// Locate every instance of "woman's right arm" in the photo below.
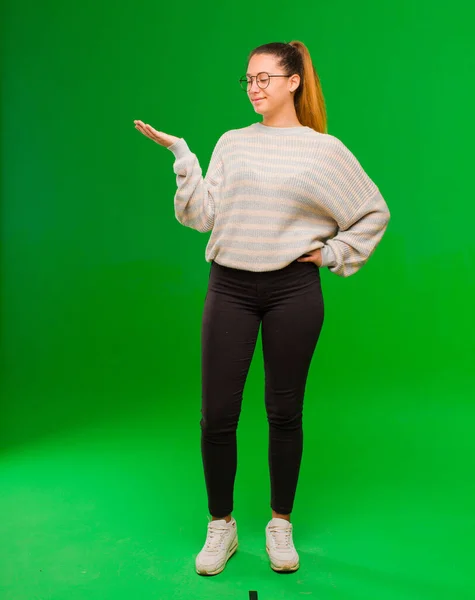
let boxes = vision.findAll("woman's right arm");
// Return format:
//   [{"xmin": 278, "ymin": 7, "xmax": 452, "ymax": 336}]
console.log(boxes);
[
  {"xmin": 166, "ymin": 135, "xmax": 226, "ymax": 232},
  {"xmin": 134, "ymin": 119, "xmax": 226, "ymax": 232}
]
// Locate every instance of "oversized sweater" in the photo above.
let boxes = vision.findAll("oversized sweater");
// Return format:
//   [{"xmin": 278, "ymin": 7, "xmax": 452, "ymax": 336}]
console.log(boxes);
[{"xmin": 166, "ymin": 121, "xmax": 391, "ymax": 277}]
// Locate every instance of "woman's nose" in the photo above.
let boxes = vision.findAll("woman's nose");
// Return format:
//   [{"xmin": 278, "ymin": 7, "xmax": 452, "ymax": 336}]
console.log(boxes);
[{"xmin": 249, "ymin": 78, "xmax": 261, "ymax": 93}]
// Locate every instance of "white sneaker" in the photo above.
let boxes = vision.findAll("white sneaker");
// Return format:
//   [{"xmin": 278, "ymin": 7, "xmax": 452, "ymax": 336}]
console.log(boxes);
[
  {"xmin": 266, "ymin": 517, "xmax": 300, "ymax": 572},
  {"xmin": 195, "ymin": 517, "xmax": 238, "ymax": 576}
]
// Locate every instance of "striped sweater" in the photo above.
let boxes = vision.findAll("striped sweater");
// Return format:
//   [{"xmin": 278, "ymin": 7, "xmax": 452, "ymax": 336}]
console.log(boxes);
[{"xmin": 166, "ymin": 121, "xmax": 390, "ymax": 276}]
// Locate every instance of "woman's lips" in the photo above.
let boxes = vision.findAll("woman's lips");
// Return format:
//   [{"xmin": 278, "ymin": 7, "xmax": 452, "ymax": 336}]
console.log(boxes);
[{"xmin": 252, "ymin": 98, "xmax": 265, "ymax": 103}]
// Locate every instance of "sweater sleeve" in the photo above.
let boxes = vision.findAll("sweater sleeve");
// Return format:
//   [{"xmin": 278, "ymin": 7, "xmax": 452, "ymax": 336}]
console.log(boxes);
[
  {"xmin": 166, "ymin": 134, "xmax": 226, "ymax": 232},
  {"xmin": 318, "ymin": 138, "xmax": 391, "ymax": 277}
]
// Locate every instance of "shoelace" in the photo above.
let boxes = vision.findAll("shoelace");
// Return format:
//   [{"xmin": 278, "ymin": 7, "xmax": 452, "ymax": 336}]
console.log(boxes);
[
  {"xmin": 267, "ymin": 526, "xmax": 293, "ymax": 550},
  {"xmin": 204, "ymin": 525, "xmax": 230, "ymax": 554}
]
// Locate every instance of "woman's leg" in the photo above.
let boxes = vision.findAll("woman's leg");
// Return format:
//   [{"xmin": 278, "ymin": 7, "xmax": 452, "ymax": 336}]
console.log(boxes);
[
  {"xmin": 260, "ymin": 262, "xmax": 325, "ymax": 517},
  {"xmin": 200, "ymin": 262, "xmax": 261, "ymax": 519}
]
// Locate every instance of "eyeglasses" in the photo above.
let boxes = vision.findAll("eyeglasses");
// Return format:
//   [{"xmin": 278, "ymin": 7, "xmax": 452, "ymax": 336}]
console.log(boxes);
[{"xmin": 239, "ymin": 72, "xmax": 292, "ymax": 91}]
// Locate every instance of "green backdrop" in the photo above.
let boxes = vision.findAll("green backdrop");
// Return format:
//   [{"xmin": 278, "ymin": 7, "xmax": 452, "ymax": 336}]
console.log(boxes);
[{"xmin": 1, "ymin": 0, "xmax": 473, "ymax": 599}]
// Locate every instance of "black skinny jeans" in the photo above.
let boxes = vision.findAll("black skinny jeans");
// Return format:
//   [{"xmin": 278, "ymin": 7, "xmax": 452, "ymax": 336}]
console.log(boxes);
[{"xmin": 200, "ymin": 258, "xmax": 325, "ymax": 518}]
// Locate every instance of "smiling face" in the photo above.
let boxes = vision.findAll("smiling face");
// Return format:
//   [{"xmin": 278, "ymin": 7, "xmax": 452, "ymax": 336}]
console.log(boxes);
[{"xmin": 246, "ymin": 53, "xmax": 301, "ymax": 118}]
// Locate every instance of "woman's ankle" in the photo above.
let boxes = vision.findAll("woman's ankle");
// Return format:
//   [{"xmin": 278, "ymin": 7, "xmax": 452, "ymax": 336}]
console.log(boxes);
[{"xmin": 211, "ymin": 514, "xmax": 232, "ymax": 523}]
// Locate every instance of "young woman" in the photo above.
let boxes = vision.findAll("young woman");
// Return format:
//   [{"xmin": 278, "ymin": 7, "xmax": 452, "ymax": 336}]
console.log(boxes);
[{"xmin": 134, "ymin": 40, "xmax": 390, "ymax": 577}]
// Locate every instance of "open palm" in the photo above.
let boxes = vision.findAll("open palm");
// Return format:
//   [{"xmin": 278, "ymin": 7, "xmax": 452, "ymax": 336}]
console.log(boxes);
[{"xmin": 134, "ymin": 120, "xmax": 180, "ymax": 148}]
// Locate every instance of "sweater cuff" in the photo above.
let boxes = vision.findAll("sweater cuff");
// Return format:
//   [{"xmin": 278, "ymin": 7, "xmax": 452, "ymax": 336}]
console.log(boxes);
[
  {"xmin": 320, "ymin": 245, "xmax": 337, "ymax": 267},
  {"xmin": 166, "ymin": 138, "xmax": 190, "ymax": 159}
]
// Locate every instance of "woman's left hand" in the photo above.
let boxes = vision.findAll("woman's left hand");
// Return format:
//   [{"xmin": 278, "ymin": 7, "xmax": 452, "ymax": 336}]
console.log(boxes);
[{"xmin": 297, "ymin": 248, "xmax": 323, "ymax": 267}]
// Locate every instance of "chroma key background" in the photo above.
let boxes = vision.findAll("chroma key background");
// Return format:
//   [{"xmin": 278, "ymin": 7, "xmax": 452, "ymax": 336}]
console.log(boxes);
[{"xmin": 1, "ymin": 0, "xmax": 473, "ymax": 599}]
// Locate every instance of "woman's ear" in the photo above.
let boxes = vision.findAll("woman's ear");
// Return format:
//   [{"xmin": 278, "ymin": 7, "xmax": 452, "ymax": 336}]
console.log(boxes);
[{"xmin": 289, "ymin": 74, "xmax": 301, "ymax": 93}]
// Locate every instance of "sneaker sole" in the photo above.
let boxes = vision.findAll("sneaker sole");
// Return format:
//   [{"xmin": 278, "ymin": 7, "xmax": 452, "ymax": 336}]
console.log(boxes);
[
  {"xmin": 195, "ymin": 537, "xmax": 238, "ymax": 576},
  {"xmin": 266, "ymin": 545, "xmax": 299, "ymax": 572}
]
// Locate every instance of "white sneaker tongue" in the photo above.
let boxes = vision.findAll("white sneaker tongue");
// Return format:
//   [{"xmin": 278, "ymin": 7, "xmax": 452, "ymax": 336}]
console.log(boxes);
[
  {"xmin": 270, "ymin": 517, "xmax": 290, "ymax": 526},
  {"xmin": 269, "ymin": 517, "xmax": 290, "ymax": 529}
]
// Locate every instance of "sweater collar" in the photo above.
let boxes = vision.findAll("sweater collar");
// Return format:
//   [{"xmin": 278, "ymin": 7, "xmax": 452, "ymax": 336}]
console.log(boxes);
[{"xmin": 252, "ymin": 122, "xmax": 313, "ymax": 136}]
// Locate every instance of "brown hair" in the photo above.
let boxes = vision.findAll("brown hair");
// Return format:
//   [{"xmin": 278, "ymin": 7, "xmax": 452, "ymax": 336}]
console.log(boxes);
[{"xmin": 247, "ymin": 41, "xmax": 327, "ymax": 134}]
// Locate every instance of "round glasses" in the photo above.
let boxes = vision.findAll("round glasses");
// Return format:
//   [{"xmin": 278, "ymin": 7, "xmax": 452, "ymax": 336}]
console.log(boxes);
[{"xmin": 239, "ymin": 72, "xmax": 292, "ymax": 91}]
